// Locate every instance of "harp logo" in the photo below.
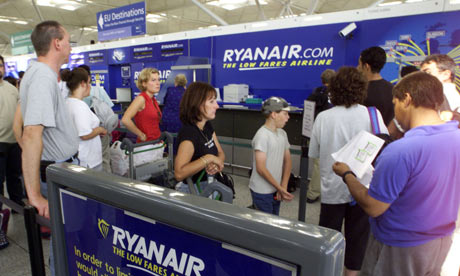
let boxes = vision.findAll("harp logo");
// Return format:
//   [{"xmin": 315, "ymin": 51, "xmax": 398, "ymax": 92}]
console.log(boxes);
[{"xmin": 98, "ymin": 218, "xmax": 110, "ymax": 239}]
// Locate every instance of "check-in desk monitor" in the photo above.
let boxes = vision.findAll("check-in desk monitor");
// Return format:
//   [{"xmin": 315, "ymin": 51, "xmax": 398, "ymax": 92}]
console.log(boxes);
[{"xmin": 116, "ymin": 88, "xmax": 132, "ymax": 103}]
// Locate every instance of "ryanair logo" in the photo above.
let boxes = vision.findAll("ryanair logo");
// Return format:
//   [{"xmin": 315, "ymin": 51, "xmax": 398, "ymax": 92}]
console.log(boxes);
[{"xmin": 98, "ymin": 218, "xmax": 110, "ymax": 239}]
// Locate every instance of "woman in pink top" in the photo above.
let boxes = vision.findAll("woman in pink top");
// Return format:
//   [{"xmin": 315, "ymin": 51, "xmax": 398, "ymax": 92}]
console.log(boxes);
[{"xmin": 122, "ymin": 68, "xmax": 162, "ymax": 142}]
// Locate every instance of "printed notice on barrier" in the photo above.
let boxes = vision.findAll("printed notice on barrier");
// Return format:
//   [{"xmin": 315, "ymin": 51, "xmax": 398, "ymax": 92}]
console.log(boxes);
[
  {"xmin": 331, "ymin": 130, "xmax": 384, "ymax": 182},
  {"xmin": 60, "ymin": 189, "xmax": 297, "ymax": 276},
  {"xmin": 302, "ymin": 100, "xmax": 315, "ymax": 138}
]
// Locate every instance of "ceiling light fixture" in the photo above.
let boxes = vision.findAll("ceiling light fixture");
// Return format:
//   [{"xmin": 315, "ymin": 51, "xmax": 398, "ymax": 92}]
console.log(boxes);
[
  {"xmin": 0, "ymin": 18, "xmax": 10, "ymax": 22},
  {"xmin": 37, "ymin": 0, "xmax": 84, "ymax": 10},
  {"xmin": 146, "ymin": 14, "xmax": 165, "ymax": 23},
  {"xmin": 14, "ymin": 20, "xmax": 29, "ymax": 25},
  {"xmin": 304, "ymin": 15, "xmax": 323, "ymax": 21},
  {"xmin": 378, "ymin": 1, "xmax": 403, "ymax": 6},
  {"xmin": 207, "ymin": 0, "xmax": 267, "ymax": 11}
]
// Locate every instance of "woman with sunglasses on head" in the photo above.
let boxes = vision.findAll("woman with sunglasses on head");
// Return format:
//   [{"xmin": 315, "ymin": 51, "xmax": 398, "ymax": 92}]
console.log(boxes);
[
  {"xmin": 65, "ymin": 67, "xmax": 106, "ymax": 170},
  {"xmin": 174, "ymin": 82, "xmax": 224, "ymax": 183},
  {"xmin": 121, "ymin": 68, "xmax": 162, "ymax": 142}
]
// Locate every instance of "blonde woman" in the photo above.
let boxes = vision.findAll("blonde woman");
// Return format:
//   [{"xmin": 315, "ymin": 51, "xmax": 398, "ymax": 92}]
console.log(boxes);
[{"xmin": 121, "ymin": 68, "xmax": 162, "ymax": 142}]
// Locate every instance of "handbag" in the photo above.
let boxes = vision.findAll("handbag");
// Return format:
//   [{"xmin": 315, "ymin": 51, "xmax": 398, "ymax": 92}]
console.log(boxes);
[
  {"xmin": 215, "ymin": 172, "xmax": 235, "ymax": 198},
  {"xmin": 110, "ymin": 141, "xmax": 129, "ymax": 176}
]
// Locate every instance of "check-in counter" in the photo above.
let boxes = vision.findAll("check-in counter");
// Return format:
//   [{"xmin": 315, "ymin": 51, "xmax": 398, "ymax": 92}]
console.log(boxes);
[{"xmin": 213, "ymin": 106, "xmax": 304, "ymax": 176}]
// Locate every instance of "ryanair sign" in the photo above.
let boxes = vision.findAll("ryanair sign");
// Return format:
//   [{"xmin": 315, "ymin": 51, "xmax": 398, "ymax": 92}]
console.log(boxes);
[
  {"xmin": 222, "ymin": 45, "xmax": 334, "ymax": 70},
  {"xmin": 110, "ymin": 224, "xmax": 205, "ymax": 276},
  {"xmin": 60, "ymin": 189, "xmax": 296, "ymax": 276}
]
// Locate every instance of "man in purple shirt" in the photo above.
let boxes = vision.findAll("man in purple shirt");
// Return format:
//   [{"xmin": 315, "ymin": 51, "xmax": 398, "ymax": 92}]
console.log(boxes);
[{"xmin": 332, "ymin": 72, "xmax": 460, "ymax": 276}]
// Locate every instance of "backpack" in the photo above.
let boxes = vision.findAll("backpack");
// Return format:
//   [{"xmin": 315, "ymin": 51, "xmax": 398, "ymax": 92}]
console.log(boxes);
[{"xmin": 91, "ymin": 95, "xmax": 118, "ymax": 133}]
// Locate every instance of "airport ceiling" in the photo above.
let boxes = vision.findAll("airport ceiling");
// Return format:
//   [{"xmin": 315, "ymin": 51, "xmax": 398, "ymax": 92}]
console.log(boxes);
[{"xmin": 0, "ymin": 0, "xmax": 404, "ymax": 55}]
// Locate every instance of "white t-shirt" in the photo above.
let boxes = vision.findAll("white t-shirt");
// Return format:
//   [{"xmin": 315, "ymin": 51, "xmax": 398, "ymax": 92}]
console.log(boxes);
[
  {"xmin": 308, "ymin": 104, "xmax": 388, "ymax": 204},
  {"xmin": 66, "ymin": 97, "xmax": 102, "ymax": 168},
  {"xmin": 443, "ymin": 83, "xmax": 460, "ymax": 111},
  {"xmin": 249, "ymin": 126, "xmax": 290, "ymax": 194}
]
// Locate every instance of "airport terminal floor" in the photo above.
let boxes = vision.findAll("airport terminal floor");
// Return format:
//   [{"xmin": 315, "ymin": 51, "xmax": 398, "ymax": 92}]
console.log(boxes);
[{"xmin": 0, "ymin": 174, "xmax": 321, "ymax": 276}]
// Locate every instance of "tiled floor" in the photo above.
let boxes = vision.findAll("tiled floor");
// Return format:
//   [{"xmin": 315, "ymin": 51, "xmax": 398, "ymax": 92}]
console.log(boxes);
[{"xmin": 0, "ymin": 175, "xmax": 321, "ymax": 276}]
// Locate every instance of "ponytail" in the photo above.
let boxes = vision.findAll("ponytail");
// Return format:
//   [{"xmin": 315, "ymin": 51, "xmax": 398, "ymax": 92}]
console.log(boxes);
[{"xmin": 65, "ymin": 67, "xmax": 89, "ymax": 93}]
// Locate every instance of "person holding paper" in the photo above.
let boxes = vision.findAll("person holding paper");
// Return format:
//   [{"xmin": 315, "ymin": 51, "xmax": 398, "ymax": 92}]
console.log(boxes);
[
  {"xmin": 332, "ymin": 72, "xmax": 460, "ymax": 276},
  {"xmin": 308, "ymin": 67, "xmax": 388, "ymax": 276}
]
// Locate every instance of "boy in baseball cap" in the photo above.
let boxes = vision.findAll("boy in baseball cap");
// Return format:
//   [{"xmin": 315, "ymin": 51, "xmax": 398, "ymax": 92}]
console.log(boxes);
[{"xmin": 248, "ymin": 96, "xmax": 294, "ymax": 215}]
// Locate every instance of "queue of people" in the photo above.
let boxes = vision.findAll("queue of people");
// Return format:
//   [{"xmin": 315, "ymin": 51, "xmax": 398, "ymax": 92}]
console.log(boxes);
[{"xmin": 0, "ymin": 19, "xmax": 459, "ymax": 276}]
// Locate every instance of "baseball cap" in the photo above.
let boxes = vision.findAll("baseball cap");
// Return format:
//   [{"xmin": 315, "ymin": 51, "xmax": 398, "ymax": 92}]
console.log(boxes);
[{"xmin": 262, "ymin": 96, "xmax": 294, "ymax": 113}]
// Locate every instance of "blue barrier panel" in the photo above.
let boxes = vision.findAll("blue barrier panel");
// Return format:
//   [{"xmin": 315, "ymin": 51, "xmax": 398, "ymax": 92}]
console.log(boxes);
[{"xmin": 47, "ymin": 163, "xmax": 345, "ymax": 276}]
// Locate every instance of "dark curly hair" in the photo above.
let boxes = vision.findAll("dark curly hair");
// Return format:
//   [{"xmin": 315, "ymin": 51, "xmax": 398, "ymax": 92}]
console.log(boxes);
[{"xmin": 329, "ymin": 66, "xmax": 368, "ymax": 108}]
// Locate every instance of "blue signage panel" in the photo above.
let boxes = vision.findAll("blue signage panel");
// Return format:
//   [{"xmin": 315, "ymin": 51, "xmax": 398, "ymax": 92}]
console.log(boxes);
[
  {"xmin": 60, "ymin": 189, "xmax": 297, "ymax": 276},
  {"xmin": 108, "ymin": 47, "xmax": 132, "ymax": 64},
  {"xmin": 158, "ymin": 40, "xmax": 188, "ymax": 60},
  {"xmin": 85, "ymin": 51, "xmax": 107, "ymax": 65},
  {"xmin": 132, "ymin": 44, "xmax": 155, "ymax": 61},
  {"xmin": 131, "ymin": 41, "xmax": 188, "ymax": 62},
  {"xmin": 67, "ymin": 52, "xmax": 86, "ymax": 69},
  {"xmin": 97, "ymin": 1, "xmax": 146, "ymax": 41},
  {"xmin": 213, "ymin": 23, "xmax": 348, "ymax": 104},
  {"xmin": 359, "ymin": 10, "xmax": 460, "ymax": 84}
]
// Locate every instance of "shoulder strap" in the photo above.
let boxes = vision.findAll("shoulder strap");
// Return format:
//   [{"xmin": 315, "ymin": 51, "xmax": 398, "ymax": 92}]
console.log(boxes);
[{"xmin": 367, "ymin": 106, "xmax": 381, "ymax": 135}]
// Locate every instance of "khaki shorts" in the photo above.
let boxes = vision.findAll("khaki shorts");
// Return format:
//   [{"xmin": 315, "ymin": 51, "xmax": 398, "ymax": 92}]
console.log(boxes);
[{"xmin": 361, "ymin": 233, "xmax": 452, "ymax": 276}]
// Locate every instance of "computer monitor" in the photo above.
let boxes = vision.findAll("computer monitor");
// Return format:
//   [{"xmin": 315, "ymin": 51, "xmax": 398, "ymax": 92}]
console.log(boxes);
[{"xmin": 116, "ymin": 88, "xmax": 131, "ymax": 103}]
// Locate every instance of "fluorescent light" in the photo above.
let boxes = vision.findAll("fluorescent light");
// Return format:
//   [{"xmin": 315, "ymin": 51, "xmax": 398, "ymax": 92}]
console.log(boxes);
[
  {"xmin": 59, "ymin": 4, "xmax": 78, "ymax": 10},
  {"xmin": 0, "ymin": 18, "xmax": 10, "ymax": 22},
  {"xmin": 37, "ymin": 0, "xmax": 83, "ymax": 10},
  {"xmin": 378, "ymin": 1, "xmax": 403, "ymax": 6},
  {"xmin": 36, "ymin": 0, "xmax": 55, "ymax": 7},
  {"xmin": 252, "ymin": 22, "xmax": 268, "ymax": 28},
  {"xmin": 147, "ymin": 14, "xmax": 164, "ymax": 23},
  {"xmin": 304, "ymin": 15, "xmax": 323, "ymax": 21},
  {"xmin": 14, "ymin": 20, "xmax": 28, "ymax": 25},
  {"xmin": 449, "ymin": 0, "xmax": 460, "ymax": 3},
  {"xmin": 207, "ymin": 0, "xmax": 267, "ymax": 11}
]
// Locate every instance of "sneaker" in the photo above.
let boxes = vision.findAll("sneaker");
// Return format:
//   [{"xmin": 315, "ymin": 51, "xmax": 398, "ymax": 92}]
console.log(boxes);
[
  {"xmin": 0, "ymin": 230, "xmax": 9, "ymax": 250},
  {"xmin": 306, "ymin": 197, "xmax": 319, "ymax": 204},
  {"xmin": 0, "ymin": 209, "xmax": 10, "ymax": 233}
]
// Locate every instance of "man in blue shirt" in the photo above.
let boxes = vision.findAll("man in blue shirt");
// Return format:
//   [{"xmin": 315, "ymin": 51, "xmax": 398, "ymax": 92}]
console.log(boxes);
[{"xmin": 333, "ymin": 72, "xmax": 460, "ymax": 276}]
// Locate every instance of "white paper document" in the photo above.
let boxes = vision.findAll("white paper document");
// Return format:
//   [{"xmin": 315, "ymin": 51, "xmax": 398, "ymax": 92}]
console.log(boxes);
[
  {"xmin": 331, "ymin": 130, "xmax": 385, "ymax": 182},
  {"xmin": 302, "ymin": 100, "xmax": 315, "ymax": 137}
]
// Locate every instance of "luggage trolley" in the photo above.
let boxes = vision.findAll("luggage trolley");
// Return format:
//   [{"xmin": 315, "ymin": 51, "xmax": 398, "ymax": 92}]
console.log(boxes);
[
  {"xmin": 120, "ymin": 132, "xmax": 175, "ymax": 187},
  {"xmin": 174, "ymin": 170, "xmax": 234, "ymax": 203}
]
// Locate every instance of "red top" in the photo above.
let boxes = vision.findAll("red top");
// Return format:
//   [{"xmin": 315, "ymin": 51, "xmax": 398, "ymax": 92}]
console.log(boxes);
[{"xmin": 134, "ymin": 92, "xmax": 162, "ymax": 142}]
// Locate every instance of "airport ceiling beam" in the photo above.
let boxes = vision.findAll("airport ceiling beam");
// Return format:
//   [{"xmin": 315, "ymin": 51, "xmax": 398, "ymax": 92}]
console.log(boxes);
[
  {"xmin": 31, "ymin": 0, "xmax": 45, "ymax": 21},
  {"xmin": 307, "ymin": 0, "xmax": 319, "ymax": 15},
  {"xmin": 255, "ymin": 0, "xmax": 267, "ymax": 20},
  {"xmin": 189, "ymin": 0, "xmax": 229, "ymax": 26}
]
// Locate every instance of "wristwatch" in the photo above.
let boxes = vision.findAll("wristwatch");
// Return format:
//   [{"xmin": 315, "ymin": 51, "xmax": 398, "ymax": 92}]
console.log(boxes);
[{"xmin": 342, "ymin": 170, "xmax": 356, "ymax": 183}]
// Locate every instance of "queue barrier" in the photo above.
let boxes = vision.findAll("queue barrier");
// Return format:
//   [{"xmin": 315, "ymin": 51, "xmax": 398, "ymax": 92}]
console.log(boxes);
[
  {"xmin": 47, "ymin": 162, "xmax": 345, "ymax": 276},
  {"xmin": 0, "ymin": 194, "xmax": 48, "ymax": 276}
]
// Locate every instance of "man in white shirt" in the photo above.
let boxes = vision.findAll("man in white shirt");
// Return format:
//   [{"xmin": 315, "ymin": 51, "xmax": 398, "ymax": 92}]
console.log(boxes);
[
  {"xmin": 421, "ymin": 54, "xmax": 460, "ymax": 119},
  {"xmin": 421, "ymin": 53, "xmax": 460, "ymax": 276}
]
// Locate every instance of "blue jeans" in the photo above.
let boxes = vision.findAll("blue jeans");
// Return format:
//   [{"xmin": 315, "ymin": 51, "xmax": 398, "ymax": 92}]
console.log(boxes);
[
  {"xmin": 40, "ymin": 157, "xmax": 79, "ymax": 276},
  {"xmin": 250, "ymin": 190, "xmax": 280, "ymax": 215}
]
